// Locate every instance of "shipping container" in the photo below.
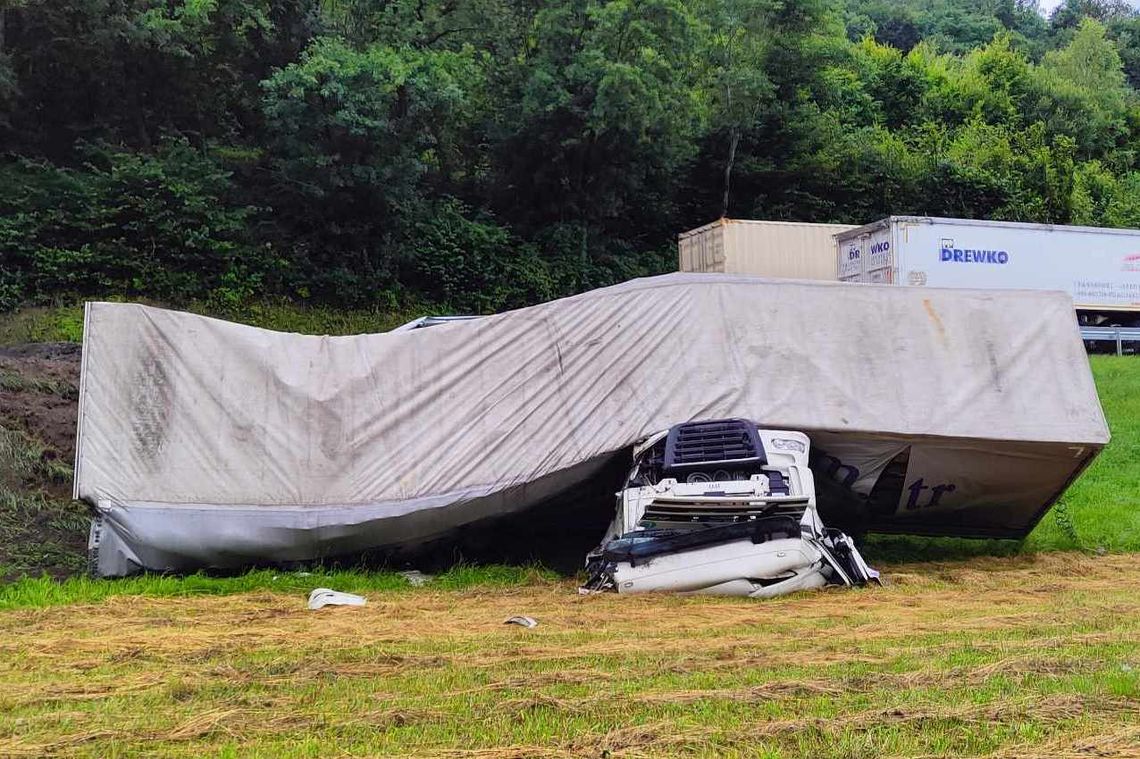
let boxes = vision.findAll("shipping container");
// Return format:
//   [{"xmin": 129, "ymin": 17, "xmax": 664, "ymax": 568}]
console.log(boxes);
[
  {"xmin": 679, "ymin": 218, "xmax": 856, "ymax": 280},
  {"xmin": 836, "ymin": 216, "xmax": 1140, "ymax": 317}
]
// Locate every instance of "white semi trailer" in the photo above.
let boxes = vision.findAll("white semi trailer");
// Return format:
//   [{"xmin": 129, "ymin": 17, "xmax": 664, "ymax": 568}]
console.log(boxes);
[{"xmin": 836, "ymin": 216, "xmax": 1140, "ymax": 326}]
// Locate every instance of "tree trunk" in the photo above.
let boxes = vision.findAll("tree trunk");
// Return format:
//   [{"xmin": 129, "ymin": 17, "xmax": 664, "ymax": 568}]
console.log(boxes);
[{"xmin": 721, "ymin": 128, "xmax": 740, "ymax": 218}]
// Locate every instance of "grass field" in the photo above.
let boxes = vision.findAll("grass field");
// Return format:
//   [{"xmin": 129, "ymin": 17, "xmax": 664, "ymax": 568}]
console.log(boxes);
[
  {"xmin": 1, "ymin": 332, "xmax": 1140, "ymax": 756},
  {"xmin": 0, "ymin": 301, "xmax": 431, "ymax": 346},
  {"xmin": 0, "ymin": 553, "xmax": 1137, "ymax": 758},
  {"xmin": 1028, "ymin": 356, "xmax": 1140, "ymax": 552}
]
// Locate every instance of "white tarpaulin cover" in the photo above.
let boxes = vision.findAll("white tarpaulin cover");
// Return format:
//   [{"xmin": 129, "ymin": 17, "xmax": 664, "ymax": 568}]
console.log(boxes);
[{"xmin": 75, "ymin": 273, "xmax": 1109, "ymax": 576}]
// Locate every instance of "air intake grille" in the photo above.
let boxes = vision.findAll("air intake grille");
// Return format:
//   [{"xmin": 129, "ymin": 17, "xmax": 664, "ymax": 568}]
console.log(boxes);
[{"xmin": 663, "ymin": 419, "xmax": 765, "ymax": 472}]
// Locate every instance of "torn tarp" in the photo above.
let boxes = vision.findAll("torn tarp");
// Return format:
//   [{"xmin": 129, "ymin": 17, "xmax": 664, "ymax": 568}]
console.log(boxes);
[{"xmin": 74, "ymin": 273, "xmax": 1108, "ymax": 576}]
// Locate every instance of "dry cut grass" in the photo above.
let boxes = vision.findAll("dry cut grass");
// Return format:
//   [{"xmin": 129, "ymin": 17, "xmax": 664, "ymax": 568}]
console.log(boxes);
[{"xmin": 0, "ymin": 552, "xmax": 1138, "ymax": 758}]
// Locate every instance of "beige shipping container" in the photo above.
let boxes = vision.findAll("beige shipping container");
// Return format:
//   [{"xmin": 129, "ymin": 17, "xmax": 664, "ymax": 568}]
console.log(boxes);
[{"xmin": 678, "ymin": 218, "xmax": 857, "ymax": 280}]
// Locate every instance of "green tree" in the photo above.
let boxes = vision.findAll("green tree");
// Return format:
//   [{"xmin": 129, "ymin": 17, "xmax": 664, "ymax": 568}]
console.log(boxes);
[
  {"xmin": 5, "ymin": 0, "xmax": 1140, "ymax": 315},
  {"xmin": 261, "ymin": 38, "xmax": 487, "ymax": 300},
  {"xmin": 490, "ymin": 0, "xmax": 704, "ymax": 286},
  {"xmin": 0, "ymin": 0, "xmax": 316, "ymax": 156},
  {"xmin": 0, "ymin": 140, "xmax": 260, "ymax": 307},
  {"xmin": 1034, "ymin": 18, "xmax": 1133, "ymax": 155}
]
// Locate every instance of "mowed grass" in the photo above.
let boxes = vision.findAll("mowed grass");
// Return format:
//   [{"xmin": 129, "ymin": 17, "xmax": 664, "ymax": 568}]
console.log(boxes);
[
  {"xmin": 0, "ymin": 553, "xmax": 1137, "ymax": 758},
  {"xmin": 0, "ymin": 355, "xmax": 1139, "ymax": 756}
]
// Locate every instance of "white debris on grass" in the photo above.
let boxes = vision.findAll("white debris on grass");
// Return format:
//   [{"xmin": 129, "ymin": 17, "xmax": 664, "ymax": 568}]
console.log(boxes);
[{"xmin": 307, "ymin": 588, "xmax": 367, "ymax": 610}]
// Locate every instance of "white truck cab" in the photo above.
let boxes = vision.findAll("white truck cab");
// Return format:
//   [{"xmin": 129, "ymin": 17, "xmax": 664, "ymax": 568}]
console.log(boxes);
[{"xmin": 581, "ymin": 419, "xmax": 878, "ymax": 597}]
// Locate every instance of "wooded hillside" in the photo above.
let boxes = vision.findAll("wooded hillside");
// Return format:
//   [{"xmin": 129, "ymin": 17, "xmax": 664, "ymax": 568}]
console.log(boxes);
[{"xmin": 4, "ymin": 0, "xmax": 1140, "ymax": 313}]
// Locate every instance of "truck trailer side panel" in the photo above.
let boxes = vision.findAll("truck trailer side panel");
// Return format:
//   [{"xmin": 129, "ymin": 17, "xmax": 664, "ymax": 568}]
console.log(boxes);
[
  {"xmin": 681, "ymin": 219, "xmax": 856, "ymax": 280},
  {"xmin": 837, "ymin": 216, "xmax": 1140, "ymax": 311}
]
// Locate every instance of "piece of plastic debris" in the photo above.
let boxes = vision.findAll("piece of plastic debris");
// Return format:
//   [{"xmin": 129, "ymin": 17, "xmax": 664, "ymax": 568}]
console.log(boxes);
[
  {"xmin": 399, "ymin": 570, "xmax": 432, "ymax": 587},
  {"xmin": 504, "ymin": 615, "xmax": 538, "ymax": 628},
  {"xmin": 307, "ymin": 588, "xmax": 367, "ymax": 610}
]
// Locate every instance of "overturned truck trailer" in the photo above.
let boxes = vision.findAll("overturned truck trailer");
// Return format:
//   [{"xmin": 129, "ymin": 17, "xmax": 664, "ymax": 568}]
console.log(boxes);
[{"xmin": 75, "ymin": 274, "xmax": 1108, "ymax": 577}]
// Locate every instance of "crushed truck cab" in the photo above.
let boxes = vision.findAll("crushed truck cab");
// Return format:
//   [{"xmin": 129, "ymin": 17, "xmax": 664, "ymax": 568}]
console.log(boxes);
[{"xmin": 581, "ymin": 419, "xmax": 879, "ymax": 598}]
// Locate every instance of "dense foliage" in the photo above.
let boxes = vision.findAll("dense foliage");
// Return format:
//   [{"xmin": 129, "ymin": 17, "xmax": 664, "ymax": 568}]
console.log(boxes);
[{"xmin": 4, "ymin": 0, "xmax": 1140, "ymax": 313}]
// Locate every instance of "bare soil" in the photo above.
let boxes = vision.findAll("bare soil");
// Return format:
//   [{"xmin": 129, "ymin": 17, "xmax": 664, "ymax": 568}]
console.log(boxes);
[
  {"xmin": 0, "ymin": 342, "xmax": 81, "ymax": 465},
  {"xmin": 0, "ymin": 343, "xmax": 86, "ymax": 577}
]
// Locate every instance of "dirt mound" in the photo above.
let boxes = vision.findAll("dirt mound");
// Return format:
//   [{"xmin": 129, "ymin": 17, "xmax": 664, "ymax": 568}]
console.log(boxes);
[
  {"xmin": 0, "ymin": 342, "xmax": 86, "ymax": 578},
  {"xmin": 0, "ymin": 341, "xmax": 82, "ymax": 365},
  {"xmin": 0, "ymin": 342, "xmax": 81, "ymax": 463}
]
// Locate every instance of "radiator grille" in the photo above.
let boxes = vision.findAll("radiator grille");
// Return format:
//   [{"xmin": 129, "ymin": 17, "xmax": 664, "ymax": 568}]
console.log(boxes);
[
  {"xmin": 664, "ymin": 419, "xmax": 765, "ymax": 471},
  {"xmin": 642, "ymin": 500, "xmax": 807, "ymax": 525}
]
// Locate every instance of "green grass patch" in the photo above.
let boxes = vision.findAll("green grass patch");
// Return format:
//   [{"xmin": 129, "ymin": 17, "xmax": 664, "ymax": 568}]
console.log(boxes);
[
  {"xmin": 0, "ymin": 369, "xmax": 77, "ymax": 398},
  {"xmin": 0, "ymin": 299, "xmax": 450, "ymax": 345},
  {"xmin": 203, "ymin": 300, "xmax": 436, "ymax": 336},
  {"xmin": 1026, "ymin": 355, "xmax": 1140, "ymax": 553},
  {"xmin": 0, "ymin": 564, "xmax": 558, "ymax": 611},
  {"xmin": 0, "ymin": 304, "xmax": 86, "ymax": 344},
  {"xmin": 0, "ymin": 424, "xmax": 71, "ymax": 491}
]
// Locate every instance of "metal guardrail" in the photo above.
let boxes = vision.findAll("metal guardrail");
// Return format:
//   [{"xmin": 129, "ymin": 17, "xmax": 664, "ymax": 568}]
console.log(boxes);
[{"xmin": 1081, "ymin": 326, "xmax": 1140, "ymax": 355}]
